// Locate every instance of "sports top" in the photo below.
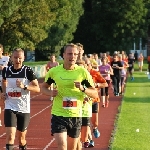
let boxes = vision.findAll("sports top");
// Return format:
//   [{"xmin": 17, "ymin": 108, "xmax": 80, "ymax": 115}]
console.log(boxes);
[
  {"xmin": 111, "ymin": 61, "xmax": 123, "ymax": 77},
  {"xmin": 89, "ymin": 69, "xmax": 106, "ymax": 102},
  {"xmin": 2, "ymin": 65, "xmax": 37, "ymax": 113},
  {"xmin": 45, "ymin": 64, "xmax": 94, "ymax": 117},
  {"xmin": 99, "ymin": 64, "xmax": 111, "ymax": 80},
  {"xmin": 0, "ymin": 56, "xmax": 9, "ymax": 86}
]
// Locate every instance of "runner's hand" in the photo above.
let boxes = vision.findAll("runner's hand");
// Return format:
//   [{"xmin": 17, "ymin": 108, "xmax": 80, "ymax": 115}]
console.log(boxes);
[
  {"xmin": 74, "ymin": 81, "xmax": 84, "ymax": 91},
  {"xmin": 1, "ymin": 93, "xmax": 7, "ymax": 100},
  {"xmin": 50, "ymin": 88, "xmax": 58, "ymax": 97},
  {"xmin": 16, "ymin": 79, "xmax": 24, "ymax": 88},
  {"xmin": 83, "ymin": 97, "xmax": 89, "ymax": 104}
]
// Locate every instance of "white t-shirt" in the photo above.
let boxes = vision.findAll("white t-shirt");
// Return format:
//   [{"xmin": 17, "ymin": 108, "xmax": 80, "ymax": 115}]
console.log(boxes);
[{"xmin": 0, "ymin": 56, "xmax": 9, "ymax": 85}]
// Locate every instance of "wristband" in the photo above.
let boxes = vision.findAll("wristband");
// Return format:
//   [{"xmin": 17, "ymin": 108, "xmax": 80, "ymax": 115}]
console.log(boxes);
[
  {"xmin": 24, "ymin": 85, "xmax": 28, "ymax": 90},
  {"xmin": 81, "ymin": 87, "xmax": 87, "ymax": 92}
]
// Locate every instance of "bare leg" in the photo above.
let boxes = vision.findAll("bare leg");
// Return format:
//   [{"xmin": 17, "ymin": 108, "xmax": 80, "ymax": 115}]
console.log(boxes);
[{"xmin": 54, "ymin": 132, "xmax": 67, "ymax": 150}]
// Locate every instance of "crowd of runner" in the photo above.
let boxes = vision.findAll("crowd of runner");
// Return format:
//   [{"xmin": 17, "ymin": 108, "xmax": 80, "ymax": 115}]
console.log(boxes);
[{"xmin": 0, "ymin": 42, "xmax": 144, "ymax": 150}]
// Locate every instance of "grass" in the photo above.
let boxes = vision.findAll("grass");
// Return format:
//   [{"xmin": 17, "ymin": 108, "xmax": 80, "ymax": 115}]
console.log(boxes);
[
  {"xmin": 110, "ymin": 72, "xmax": 150, "ymax": 150},
  {"xmin": 23, "ymin": 60, "xmax": 64, "ymax": 66}
]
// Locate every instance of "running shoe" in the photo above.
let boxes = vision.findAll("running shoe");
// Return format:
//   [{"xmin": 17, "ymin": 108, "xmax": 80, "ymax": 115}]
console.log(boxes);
[
  {"xmin": 106, "ymin": 101, "xmax": 109, "ymax": 107},
  {"xmin": 115, "ymin": 93, "xmax": 119, "ymax": 96},
  {"xmin": 131, "ymin": 77, "xmax": 134, "ymax": 81},
  {"xmin": 88, "ymin": 140, "xmax": 94, "ymax": 147},
  {"xmin": 102, "ymin": 103, "xmax": 105, "ymax": 108},
  {"xmin": 84, "ymin": 142, "xmax": 89, "ymax": 148},
  {"xmin": 119, "ymin": 93, "xmax": 122, "ymax": 96},
  {"xmin": 93, "ymin": 128, "xmax": 100, "ymax": 138}
]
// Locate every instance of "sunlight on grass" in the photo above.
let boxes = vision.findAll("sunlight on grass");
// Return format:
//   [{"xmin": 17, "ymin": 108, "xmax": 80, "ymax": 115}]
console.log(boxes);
[{"xmin": 110, "ymin": 72, "xmax": 150, "ymax": 150}]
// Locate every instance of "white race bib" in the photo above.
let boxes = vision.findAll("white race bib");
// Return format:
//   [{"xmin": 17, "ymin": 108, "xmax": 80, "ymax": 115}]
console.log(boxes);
[
  {"xmin": 113, "ymin": 64, "xmax": 117, "ymax": 66},
  {"xmin": 7, "ymin": 88, "xmax": 21, "ymax": 99},
  {"xmin": 63, "ymin": 97, "xmax": 77, "ymax": 109}
]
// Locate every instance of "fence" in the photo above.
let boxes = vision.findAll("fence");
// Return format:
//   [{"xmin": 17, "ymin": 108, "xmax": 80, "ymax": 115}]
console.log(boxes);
[{"xmin": 30, "ymin": 65, "xmax": 47, "ymax": 78}]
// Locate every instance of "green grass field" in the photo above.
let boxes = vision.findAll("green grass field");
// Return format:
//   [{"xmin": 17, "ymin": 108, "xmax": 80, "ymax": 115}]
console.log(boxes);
[
  {"xmin": 110, "ymin": 72, "xmax": 150, "ymax": 150},
  {"xmin": 23, "ymin": 60, "xmax": 64, "ymax": 66}
]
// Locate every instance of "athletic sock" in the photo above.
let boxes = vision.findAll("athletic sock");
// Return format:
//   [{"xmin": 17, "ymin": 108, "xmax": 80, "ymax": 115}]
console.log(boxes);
[
  {"xmin": 101, "ymin": 96, "xmax": 105, "ymax": 104},
  {"xmin": 6, "ymin": 144, "xmax": 14, "ymax": 150},
  {"xmin": 19, "ymin": 144, "xmax": 27, "ymax": 150}
]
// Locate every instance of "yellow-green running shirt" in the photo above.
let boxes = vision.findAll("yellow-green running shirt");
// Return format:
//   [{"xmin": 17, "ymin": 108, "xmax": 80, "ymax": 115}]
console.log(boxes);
[{"xmin": 45, "ymin": 64, "xmax": 94, "ymax": 117}]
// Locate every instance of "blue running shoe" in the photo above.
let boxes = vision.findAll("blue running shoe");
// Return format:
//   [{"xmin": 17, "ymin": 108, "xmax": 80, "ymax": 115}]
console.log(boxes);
[
  {"xmin": 93, "ymin": 128, "xmax": 100, "ymax": 138},
  {"xmin": 88, "ymin": 140, "xmax": 94, "ymax": 147},
  {"xmin": 131, "ymin": 77, "xmax": 134, "ymax": 81}
]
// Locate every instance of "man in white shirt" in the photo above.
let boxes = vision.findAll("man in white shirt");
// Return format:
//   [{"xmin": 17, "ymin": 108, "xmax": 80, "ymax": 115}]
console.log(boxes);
[{"xmin": 0, "ymin": 44, "xmax": 9, "ymax": 126}]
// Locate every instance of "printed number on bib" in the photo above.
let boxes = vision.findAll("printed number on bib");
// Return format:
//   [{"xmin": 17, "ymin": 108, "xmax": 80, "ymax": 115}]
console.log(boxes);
[
  {"xmin": 63, "ymin": 97, "xmax": 77, "ymax": 109},
  {"xmin": 7, "ymin": 88, "xmax": 21, "ymax": 99}
]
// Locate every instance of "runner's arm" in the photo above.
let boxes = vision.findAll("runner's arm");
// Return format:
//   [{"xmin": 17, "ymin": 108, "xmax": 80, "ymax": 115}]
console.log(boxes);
[
  {"xmin": 26, "ymin": 79, "xmax": 40, "ymax": 92},
  {"xmin": 1, "ymin": 67, "xmax": 7, "ymax": 100},
  {"xmin": 41, "ymin": 78, "xmax": 56, "ymax": 96},
  {"xmin": 81, "ymin": 80, "xmax": 98, "ymax": 99},
  {"xmin": 25, "ymin": 67, "xmax": 40, "ymax": 92}
]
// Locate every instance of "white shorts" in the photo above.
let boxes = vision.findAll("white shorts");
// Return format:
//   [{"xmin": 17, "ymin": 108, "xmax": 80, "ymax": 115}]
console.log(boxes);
[{"xmin": 138, "ymin": 61, "xmax": 143, "ymax": 67}]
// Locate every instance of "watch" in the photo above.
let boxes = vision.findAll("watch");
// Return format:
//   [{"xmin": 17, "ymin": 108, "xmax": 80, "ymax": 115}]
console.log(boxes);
[
  {"xmin": 81, "ymin": 87, "xmax": 87, "ymax": 92},
  {"xmin": 24, "ymin": 85, "xmax": 28, "ymax": 90}
]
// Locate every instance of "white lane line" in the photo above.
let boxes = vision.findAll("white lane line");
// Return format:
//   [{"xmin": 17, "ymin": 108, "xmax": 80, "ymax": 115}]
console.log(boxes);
[
  {"xmin": 0, "ymin": 133, "xmax": 6, "ymax": 138},
  {"xmin": 43, "ymin": 138, "xmax": 55, "ymax": 150},
  {"xmin": 30, "ymin": 104, "xmax": 52, "ymax": 119},
  {"xmin": 0, "ymin": 93, "xmax": 51, "ymax": 138}
]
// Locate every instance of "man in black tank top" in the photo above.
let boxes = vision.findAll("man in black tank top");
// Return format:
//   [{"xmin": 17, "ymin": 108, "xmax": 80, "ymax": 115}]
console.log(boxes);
[{"xmin": 1, "ymin": 48, "xmax": 40, "ymax": 150}]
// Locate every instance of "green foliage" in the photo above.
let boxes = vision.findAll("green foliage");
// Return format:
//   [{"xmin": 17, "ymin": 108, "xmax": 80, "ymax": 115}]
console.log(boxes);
[
  {"xmin": 37, "ymin": 0, "xmax": 84, "ymax": 55},
  {"xmin": 73, "ymin": 0, "xmax": 150, "ymax": 54},
  {"xmin": 0, "ymin": 0, "xmax": 84, "ymax": 54},
  {"xmin": 0, "ymin": 0, "xmax": 57, "ymax": 50}
]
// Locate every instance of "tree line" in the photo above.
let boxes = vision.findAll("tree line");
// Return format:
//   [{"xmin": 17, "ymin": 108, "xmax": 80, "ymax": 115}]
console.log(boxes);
[{"xmin": 0, "ymin": 0, "xmax": 150, "ymax": 60}]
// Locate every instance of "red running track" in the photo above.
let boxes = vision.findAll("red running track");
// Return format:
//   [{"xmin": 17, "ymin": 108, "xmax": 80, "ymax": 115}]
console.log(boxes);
[{"xmin": 0, "ymin": 78, "xmax": 122, "ymax": 150}]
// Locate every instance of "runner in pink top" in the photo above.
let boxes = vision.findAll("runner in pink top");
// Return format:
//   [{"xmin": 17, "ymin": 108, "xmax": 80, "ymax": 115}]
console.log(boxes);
[{"xmin": 99, "ymin": 57, "xmax": 113, "ymax": 108}]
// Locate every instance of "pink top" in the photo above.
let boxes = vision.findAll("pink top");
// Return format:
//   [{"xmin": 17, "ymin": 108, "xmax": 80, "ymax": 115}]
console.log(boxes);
[{"xmin": 99, "ymin": 64, "xmax": 111, "ymax": 80}]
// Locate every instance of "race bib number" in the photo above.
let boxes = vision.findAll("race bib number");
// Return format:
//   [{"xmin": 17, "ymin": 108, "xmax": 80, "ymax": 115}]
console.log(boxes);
[
  {"xmin": 63, "ymin": 97, "xmax": 77, "ymax": 109},
  {"xmin": 113, "ymin": 64, "xmax": 117, "ymax": 67},
  {"xmin": 7, "ymin": 88, "xmax": 21, "ymax": 99}
]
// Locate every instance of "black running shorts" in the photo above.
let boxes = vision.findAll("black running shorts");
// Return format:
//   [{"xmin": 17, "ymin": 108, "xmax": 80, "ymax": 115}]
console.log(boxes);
[
  {"xmin": 4, "ymin": 109, "xmax": 30, "ymax": 132},
  {"xmin": 51, "ymin": 115, "xmax": 82, "ymax": 138},
  {"xmin": 92, "ymin": 102, "xmax": 98, "ymax": 113},
  {"xmin": 0, "ymin": 86, "xmax": 3, "ymax": 92},
  {"xmin": 82, "ymin": 117, "xmax": 90, "ymax": 126}
]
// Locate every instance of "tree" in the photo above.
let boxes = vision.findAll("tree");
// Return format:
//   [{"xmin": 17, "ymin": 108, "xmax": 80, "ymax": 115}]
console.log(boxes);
[
  {"xmin": 73, "ymin": 0, "xmax": 150, "ymax": 54},
  {"xmin": 0, "ymin": 0, "xmax": 57, "ymax": 50},
  {"xmin": 37, "ymin": 0, "xmax": 84, "ymax": 57}
]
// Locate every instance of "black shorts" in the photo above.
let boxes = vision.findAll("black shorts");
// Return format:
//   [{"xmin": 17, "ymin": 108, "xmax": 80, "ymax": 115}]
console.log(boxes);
[
  {"xmin": 92, "ymin": 102, "xmax": 98, "ymax": 113},
  {"xmin": 82, "ymin": 117, "xmax": 90, "ymax": 126},
  {"xmin": 4, "ymin": 109, "xmax": 30, "ymax": 132},
  {"xmin": 128, "ymin": 67, "xmax": 133, "ymax": 72},
  {"xmin": 51, "ymin": 115, "xmax": 82, "ymax": 138},
  {"xmin": 0, "ymin": 86, "xmax": 2, "ymax": 92}
]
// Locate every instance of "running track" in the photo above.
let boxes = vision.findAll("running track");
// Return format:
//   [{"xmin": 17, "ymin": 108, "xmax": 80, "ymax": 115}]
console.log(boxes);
[{"xmin": 0, "ymin": 78, "xmax": 122, "ymax": 150}]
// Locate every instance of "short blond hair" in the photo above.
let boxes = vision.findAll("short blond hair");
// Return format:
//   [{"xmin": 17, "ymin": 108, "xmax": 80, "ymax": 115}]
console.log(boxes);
[
  {"xmin": 76, "ymin": 43, "xmax": 83, "ymax": 49},
  {"xmin": 13, "ymin": 48, "xmax": 24, "ymax": 54},
  {"xmin": 64, "ymin": 43, "xmax": 78, "ymax": 52}
]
